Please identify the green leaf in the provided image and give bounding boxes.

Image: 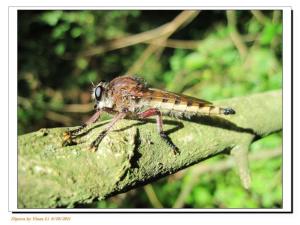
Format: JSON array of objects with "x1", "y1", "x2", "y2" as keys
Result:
[
  {"x1": 76, "y1": 58, "x2": 88, "y2": 70},
  {"x1": 193, "y1": 187, "x2": 212, "y2": 207},
  {"x1": 260, "y1": 22, "x2": 281, "y2": 45},
  {"x1": 170, "y1": 50, "x2": 185, "y2": 71},
  {"x1": 54, "y1": 43, "x2": 65, "y2": 56},
  {"x1": 184, "y1": 52, "x2": 206, "y2": 71},
  {"x1": 248, "y1": 20, "x2": 261, "y2": 34},
  {"x1": 251, "y1": 133, "x2": 282, "y2": 151},
  {"x1": 71, "y1": 27, "x2": 82, "y2": 38},
  {"x1": 52, "y1": 23, "x2": 70, "y2": 39},
  {"x1": 40, "y1": 11, "x2": 63, "y2": 26}
]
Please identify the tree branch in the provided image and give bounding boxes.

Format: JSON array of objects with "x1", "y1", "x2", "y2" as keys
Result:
[
  {"x1": 18, "y1": 90, "x2": 282, "y2": 208},
  {"x1": 72, "y1": 11, "x2": 200, "y2": 58}
]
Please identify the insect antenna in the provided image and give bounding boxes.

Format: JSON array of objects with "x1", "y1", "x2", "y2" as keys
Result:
[
  {"x1": 90, "y1": 80, "x2": 96, "y2": 99},
  {"x1": 89, "y1": 78, "x2": 95, "y2": 88}
]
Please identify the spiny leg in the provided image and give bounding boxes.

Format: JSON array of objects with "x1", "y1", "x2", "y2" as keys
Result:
[
  {"x1": 138, "y1": 108, "x2": 180, "y2": 155},
  {"x1": 63, "y1": 110, "x2": 101, "y2": 146},
  {"x1": 89, "y1": 112, "x2": 126, "y2": 152}
]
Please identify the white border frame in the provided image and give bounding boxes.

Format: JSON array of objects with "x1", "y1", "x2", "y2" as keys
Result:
[{"x1": 9, "y1": 6, "x2": 292, "y2": 213}]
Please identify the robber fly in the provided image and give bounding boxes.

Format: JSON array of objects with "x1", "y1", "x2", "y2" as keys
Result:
[{"x1": 63, "y1": 75, "x2": 235, "y2": 154}]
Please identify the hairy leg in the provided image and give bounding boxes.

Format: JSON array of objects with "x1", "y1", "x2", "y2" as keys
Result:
[
  {"x1": 63, "y1": 110, "x2": 101, "y2": 146},
  {"x1": 89, "y1": 112, "x2": 126, "y2": 151},
  {"x1": 138, "y1": 108, "x2": 180, "y2": 154}
]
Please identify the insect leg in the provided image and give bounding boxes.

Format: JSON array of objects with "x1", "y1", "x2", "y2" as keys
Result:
[
  {"x1": 63, "y1": 110, "x2": 101, "y2": 146},
  {"x1": 89, "y1": 112, "x2": 126, "y2": 152},
  {"x1": 138, "y1": 108, "x2": 180, "y2": 155}
]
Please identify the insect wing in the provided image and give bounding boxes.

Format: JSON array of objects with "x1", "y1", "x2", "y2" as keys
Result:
[{"x1": 146, "y1": 88, "x2": 213, "y2": 106}]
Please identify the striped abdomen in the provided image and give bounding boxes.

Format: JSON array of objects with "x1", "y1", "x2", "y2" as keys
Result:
[{"x1": 142, "y1": 88, "x2": 235, "y2": 118}]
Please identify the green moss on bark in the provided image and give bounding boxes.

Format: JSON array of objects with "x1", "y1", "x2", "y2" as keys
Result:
[{"x1": 18, "y1": 90, "x2": 282, "y2": 208}]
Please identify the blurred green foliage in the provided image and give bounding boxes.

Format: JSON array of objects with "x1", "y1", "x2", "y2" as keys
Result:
[{"x1": 18, "y1": 10, "x2": 282, "y2": 208}]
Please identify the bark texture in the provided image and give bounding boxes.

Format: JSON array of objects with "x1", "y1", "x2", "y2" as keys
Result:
[{"x1": 18, "y1": 90, "x2": 282, "y2": 208}]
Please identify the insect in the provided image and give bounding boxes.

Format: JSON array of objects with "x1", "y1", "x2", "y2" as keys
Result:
[{"x1": 63, "y1": 75, "x2": 235, "y2": 154}]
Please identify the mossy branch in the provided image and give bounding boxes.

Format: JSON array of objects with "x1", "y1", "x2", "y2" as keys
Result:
[{"x1": 18, "y1": 90, "x2": 282, "y2": 208}]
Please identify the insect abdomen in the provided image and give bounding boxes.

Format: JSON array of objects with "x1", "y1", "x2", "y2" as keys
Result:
[
  {"x1": 143, "y1": 89, "x2": 235, "y2": 118},
  {"x1": 149, "y1": 99, "x2": 234, "y2": 118}
]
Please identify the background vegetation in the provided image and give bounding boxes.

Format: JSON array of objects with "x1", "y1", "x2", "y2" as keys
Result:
[{"x1": 18, "y1": 10, "x2": 282, "y2": 208}]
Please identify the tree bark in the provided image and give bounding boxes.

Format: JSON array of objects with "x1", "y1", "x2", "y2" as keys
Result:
[{"x1": 18, "y1": 90, "x2": 282, "y2": 208}]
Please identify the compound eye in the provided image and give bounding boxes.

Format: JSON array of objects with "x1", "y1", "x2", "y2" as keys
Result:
[{"x1": 95, "y1": 86, "x2": 102, "y2": 101}]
